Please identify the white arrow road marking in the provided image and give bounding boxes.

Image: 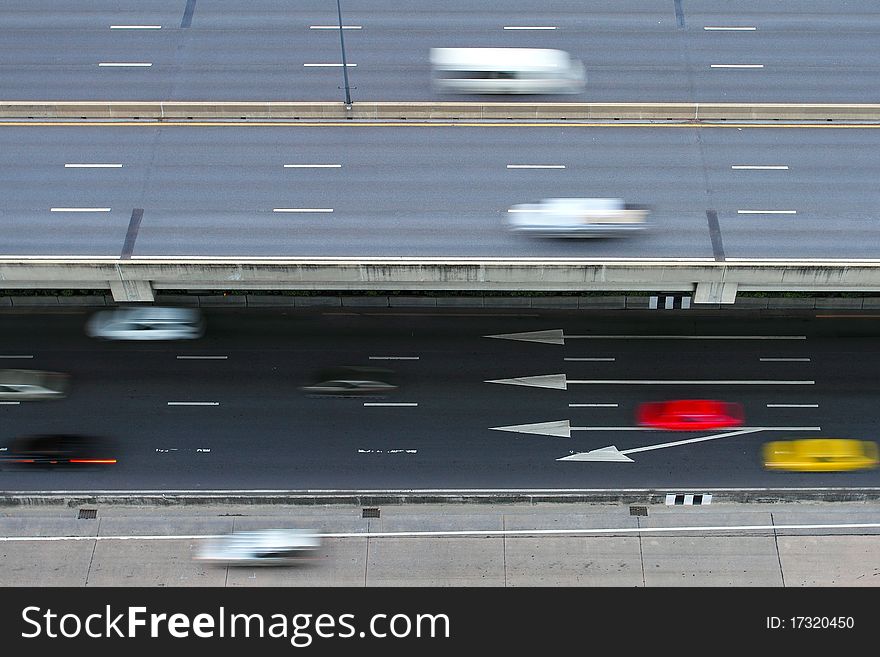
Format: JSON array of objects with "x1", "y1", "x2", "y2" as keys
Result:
[
  {"x1": 485, "y1": 329, "x2": 806, "y2": 344},
  {"x1": 486, "y1": 373, "x2": 814, "y2": 389},
  {"x1": 486, "y1": 374, "x2": 566, "y2": 389},
  {"x1": 557, "y1": 427, "x2": 821, "y2": 462},
  {"x1": 491, "y1": 420, "x2": 820, "y2": 439}
]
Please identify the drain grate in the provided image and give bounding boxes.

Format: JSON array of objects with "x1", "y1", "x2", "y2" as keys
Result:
[
  {"x1": 77, "y1": 508, "x2": 97, "y2": 520},
  {"x1": 362, "y1": 507, "x2": 380, "y2": 519},
  {"x1": 629, "y1": 505, "x2": 648, "y2": 517}
]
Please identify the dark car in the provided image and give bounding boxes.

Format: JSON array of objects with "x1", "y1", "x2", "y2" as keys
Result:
[
  {"x1": 0, "y1": 434, "x2": 117, "y2": 466},
  {"x1": 301, "y1": 379, "x2": 398, "y2": 396},
  {"x1": 303, "y1": 366, "x2": 398, "y2": 396}
]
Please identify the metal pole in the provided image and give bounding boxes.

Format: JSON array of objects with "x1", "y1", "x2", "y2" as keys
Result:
[{"x1": 336, "y1": 0, "x2": 352, "y2": 106}]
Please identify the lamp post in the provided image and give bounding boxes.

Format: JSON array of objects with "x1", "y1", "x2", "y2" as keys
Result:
[{"x1": 336, "y1": 0, "x2": 353, "y2": 107}]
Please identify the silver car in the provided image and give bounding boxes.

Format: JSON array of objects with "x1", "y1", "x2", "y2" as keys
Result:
[
  {"x1": 196, "y1": 529, "x2": 322, "y2": 566},
  {"x1": 506, "y1": 197, "x2": 651, "y2": 238},
  {"x1": 0, "y1": 369, "x2": 70, "y2": 400},
  {"x1": 86, "y1": 306, "x2": 205, "y2": 341}
]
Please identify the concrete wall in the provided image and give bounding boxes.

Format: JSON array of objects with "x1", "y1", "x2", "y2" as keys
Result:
[{"x1": 4, "y1": 258, "x2": 880, "y2": 302}]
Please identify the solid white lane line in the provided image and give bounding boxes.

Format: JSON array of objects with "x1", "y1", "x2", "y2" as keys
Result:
[
  {"x1": 760, "y1": 358, "x2": 811, "y2": 362},
  {"x1": 0, "y1": 355, "x2": 34, "y2": 359},
  {"x1": 64, "y1": 163, "x2": 123, "y2": 168},
  {"x1": 98, "y1": 62, "x2": 152, "y2": 67},
  {"x1": 503, "y1": 26, "x2": 557, "y2": 30},
  {"x1": 731, "y1": 165, "x2": 788, "y2": 170},
  {"x1": 369, "y1": 356, "x2": 420, "y2": 360},
  {"x1": 0, "y1": 402, "x2": 21, "y2": 405},
  {"x1": 565, "y1": 426, "x2": 817, "y2": 432},
  {"x1": 309, "y1": 25, "x2": 362, "y2": 29},
  {"x1": 5, "y1": 521, "x2": 879, "y2": 542},
  {"x1": 363, "y1": 403, "x2": 418, "y2": 407},
  {"x1": 167, "y1": 402, "x2": 219, "y2": 406},
  {"x1": 273, "y1": 208, "x2": 333, "y2": 213},
  {"x1": 738, "y1": 210, "x2": 797, "y2": 214},
  {"x1": 303, "y1": 63, "x2": 357, "y2": 67},
  {"x1": 567, "y1": 380, "x2": 814, "y2": 385},
  {"x1": 568, "y1": 403, "x2": 618, "y2": 408},
  {"x1": 176, "y1": 356, "x2": 228, "y2": 360},
  {"x1": 283, "y1": 164, "x2": 342, "y2": 168},
  {"x1": 704, "y1": 26, "x2": 756, "y2": 31},
  {"x1": 110, "y1": 25, "x2": 162, "y2": 29},
  {"x1": 767, "y1": 404, "x2": 819, "y2": 408},
  {"x1": 710, "y1": 64, "x2": 764, "y2": 68},
  {"x1": 507, "y1": 164, "x2": 565, "y2": 169},
  {"x1": 564, "y1": 357, "x2": 615, "y2": 362},
  {"x1": 50, "y1": 207, "x2": 111, "y2": 212}
]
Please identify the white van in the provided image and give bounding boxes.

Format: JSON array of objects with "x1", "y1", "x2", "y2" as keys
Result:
[{"x1": 429, "y1": 47, "x2": 585, "y2": 94}]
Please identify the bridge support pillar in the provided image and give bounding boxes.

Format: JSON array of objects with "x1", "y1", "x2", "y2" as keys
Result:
[
  {"x1": 109, "y1": 279, "x2": 155, "y2": 302},
  {"x1": 694, "y1": 282, "x2": 737, "y2": 304}
]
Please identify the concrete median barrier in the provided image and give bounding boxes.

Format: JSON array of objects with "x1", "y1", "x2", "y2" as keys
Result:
[
  {"x1": 3, "y1": 101, "x2": 880, "y2": 121},
  {"x1": 3, "y1": 257, "x2": 880, "y2": 303}
]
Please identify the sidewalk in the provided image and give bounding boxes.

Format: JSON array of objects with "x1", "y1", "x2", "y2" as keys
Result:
[{"x1": 2, "y1": 502, "x2": 879, "y2": 587}]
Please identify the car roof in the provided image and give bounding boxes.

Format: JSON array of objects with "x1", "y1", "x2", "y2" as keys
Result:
[
  {"x1": 218, "y1": 530, "x2": 321, "y2": 549},
  {"x1": 105, "y1": 306, "x2": 200, "y2": 320},
  {"x1": 430, "y1": 47, "x2": 572, "y2": 71}
]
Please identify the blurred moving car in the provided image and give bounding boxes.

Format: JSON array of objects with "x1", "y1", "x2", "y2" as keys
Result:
[
  {"x1": 303, "y1": 366, "x2": 397, "y2": 396},
  {"x1": 301, "y1": 379, "x2": 398, "y2": 396},
  {"x1": 506, "y1": 198, "x2": 650, "y2": 238},
  {"x1": 763, "y1": 439, "x2": 879, "y2": 472},
  {"x1": 86, "y1": 306, "x2": 205, "y2": 340},
  {"x1": 0, "y1": 434, "x2": 117, "y2": 466},
  {"x1": 196, "y1": 529, "x2": 322, "y2": 566},
  {"x1": 430, "y1": 47, "x2": 585, "y2": 94},
  {"x1": 0, "y1": 369, "x2": 70, "y2": 400},
  {"x1": 638, "y1": 399, "x2": 745, "y2": 431}
]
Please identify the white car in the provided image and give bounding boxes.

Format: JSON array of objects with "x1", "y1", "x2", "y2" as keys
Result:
[
  {"x1": 506, "y1": 197, "x2": 650, "y2": 238},
  {"x1": 86, "y1": 306, "x2": 205, "y2": 341},
  {"x1": 0, "y1": 369, "x2": 70, "y2": 400},
  {"x1": 195, "y1": 529, "x2": 322, "y2": 566}
]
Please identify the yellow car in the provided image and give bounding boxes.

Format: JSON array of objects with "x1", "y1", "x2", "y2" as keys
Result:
[{"x1": 763, "y1": 439, "x2": 879, "y2": 472}]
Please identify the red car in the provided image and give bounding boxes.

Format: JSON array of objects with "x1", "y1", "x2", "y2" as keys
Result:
[{"x1": 637, "y1": 399, "x2": 745, "y2": 431}]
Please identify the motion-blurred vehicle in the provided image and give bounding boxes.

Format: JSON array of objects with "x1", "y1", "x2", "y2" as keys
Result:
[
  {"x1": 506, "y1": 198, "x2": 650, "y2": 238},
  {"x1": 301, "y1": 379, "x2": 398, "y2": 396},
  {"x1": 196, "y1": 529, "x2": 322, "y2": 566},
  {"x1": 637, "y1": 399, "x2": 745, "y2": 431},
  {"x1": 303, "y1": 366, "x2": 397, "y2": 396},
  {"x1": 86, "y1": 306, "x2": 205, "y2": 340},
  {"x1": 763, "y1": 439, "x2": 879, "y2": 472},
  {"x1": 0, "y1": 369, "x2": 70, "y2": 400},
  {"x1": 430, "y1": 47, "x2": 585, "y2": 94},
  {"x1": 0, "y1": 434, "x2": 117, "y2": 466}
]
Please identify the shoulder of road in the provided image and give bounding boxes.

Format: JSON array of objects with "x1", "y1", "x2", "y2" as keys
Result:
[{"x1": 2, "y1": 500, "x2": 879, "y2": 586}]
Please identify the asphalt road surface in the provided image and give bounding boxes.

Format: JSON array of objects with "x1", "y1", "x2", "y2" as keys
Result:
[
  {"x1": 2, "y1": 124, "x2": 879, "y2": 258},
  {"x1": 2, "y1": 0, "x2": 879, "y2": 101},
  {"x1": 1, "y1": 307, "x2": 878, "y2": 491}
]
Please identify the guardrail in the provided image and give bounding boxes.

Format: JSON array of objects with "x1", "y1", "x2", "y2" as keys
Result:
[
  {"x1": 3, "y1": 101, "x2": 880, "y2": 121},
  {"x1": 3, "y1": 257, "x2": 880, "y2": 303}
]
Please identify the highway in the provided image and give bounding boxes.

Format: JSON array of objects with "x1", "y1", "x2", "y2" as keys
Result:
[
  {"x1": 1, "y1": 124, "x2": 879, "y2": 258},
  {"x1": 1, "y1": 308, "x2": 878, "y2": 491},
  {"x1": 2, "y1": 1, "x2": 879, "y2": 102}
]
